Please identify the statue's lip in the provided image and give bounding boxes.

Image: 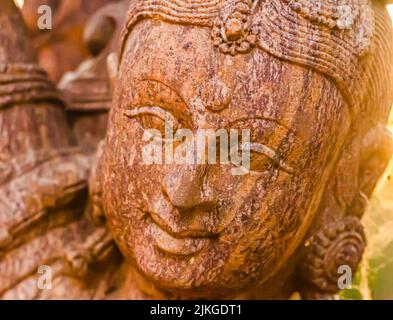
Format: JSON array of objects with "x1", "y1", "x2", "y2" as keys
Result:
[
  {"x1": 149, "y1": 221, "x2": 208, "y2": 256},
  {"x1": 147, "y1": 211, "x2": 219, "y2": 239}
]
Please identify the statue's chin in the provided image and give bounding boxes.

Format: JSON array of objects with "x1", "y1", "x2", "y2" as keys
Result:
[
  {"x1": 111, "y1": 207, "x2": 294, "y2": 296},
  {"x1": 127, "y1": 240, "x2": 272, "y2": 298}
]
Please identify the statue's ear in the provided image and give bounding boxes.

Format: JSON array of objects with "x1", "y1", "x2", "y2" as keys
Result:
[
  {"x1": 87, "y1": 140, "x2": 106, "y2": 225},
  {"x1": 346, "y1": 124, "x2": 393, "y2": 218},
  {"x1": 358, "y1": 124, "x2": 393, "y2": 197},
  {"x1": 298, "y1": 124, "x2": 392, "y2": 299},
  {"x1": 106, "y1": 52, "x2": 119, "y2": 95}
]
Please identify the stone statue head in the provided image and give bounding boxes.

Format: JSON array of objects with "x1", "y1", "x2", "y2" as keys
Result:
[{"x1": 92, "y1": 0, "x2": 393, "y2": 299}]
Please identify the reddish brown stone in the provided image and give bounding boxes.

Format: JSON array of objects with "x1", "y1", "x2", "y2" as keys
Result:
[{"x1": 0, "y1": 0, "x2": 393, "y2": 300}]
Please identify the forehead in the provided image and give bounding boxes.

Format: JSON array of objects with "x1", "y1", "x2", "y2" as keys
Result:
[
  {"x1": 120, "y1": 20, "x2": 237, "y2": 96},
  {"x1": 119, "y1": 20, "x2": 346, "y2": 132}
]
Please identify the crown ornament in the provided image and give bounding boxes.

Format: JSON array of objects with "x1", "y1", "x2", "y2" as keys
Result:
[{"x1": 211, "y1": 0, "x2": 260, "y2": 55}]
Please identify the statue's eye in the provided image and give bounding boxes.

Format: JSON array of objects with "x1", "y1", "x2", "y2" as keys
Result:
[
  {"x1": 243, "y1": 142, "x2": 294, "y2": 174},
  {"x1": 230, "y1": 118, "x2": 295, "y2": 174},
  {"x1": 227, "y1": 138, "x2": 274, "y2": 173},
  {"x1": 124, "y1": 106, "x2": 178, "y2": 138},
  {"x1": 139, "y1": 114, "x2": 166, "y2": 136},
  {"x1": 249, "y1": 152, "x2": 274, "y2": 172}
]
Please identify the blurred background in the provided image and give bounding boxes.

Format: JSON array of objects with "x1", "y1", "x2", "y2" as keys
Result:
[
  {"x1": 13, "y1": 0, "x2": 119, "y2": 82},
  {"x1": 12, "y1": 0, "x2": 393, "y2": 300}
]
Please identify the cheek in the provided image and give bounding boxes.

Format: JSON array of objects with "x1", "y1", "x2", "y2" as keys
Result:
[
  {"x1": 102, "y1": 129, "x2": 166, "y2": 223},
  {"x1": 101, "y1": 141, "x2": 142, "y2": 225},
  {"x1": 101, "y1": 165, "x2": 150, "y2": 260},
  {"x1": 218, "y1": 173, "x2": 314, "y2": 275},
  {"x1": 228, "y1": 171, "x2": 316, "y2": 247}
]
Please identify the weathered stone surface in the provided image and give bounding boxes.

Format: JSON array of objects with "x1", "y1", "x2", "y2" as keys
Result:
[{"x1": 0, "y1": 0, "x2": 393, "y2": 300}]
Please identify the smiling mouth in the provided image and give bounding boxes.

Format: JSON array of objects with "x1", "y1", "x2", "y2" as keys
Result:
[{"x1": 149, "y1": 220, "x2": 209, "y2": 256}]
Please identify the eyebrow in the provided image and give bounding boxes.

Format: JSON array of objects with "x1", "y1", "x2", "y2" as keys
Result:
[
  {"x1": 131, "y1": 78, "x2": 191, "y2": 123},
  {"x1": 242, "y1": 142, "x2": 295, "y2": 174},
  {"x1": 124, "y1": 106, "x2": 178, "y2": 129},
  {"x1": 233, "y1": 116, "x2": 298, "y2": 174}
]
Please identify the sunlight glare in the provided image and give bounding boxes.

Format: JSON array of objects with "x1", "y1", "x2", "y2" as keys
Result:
[{"x1": 14, "y1": 0, "x2": 24, "y2": 9}]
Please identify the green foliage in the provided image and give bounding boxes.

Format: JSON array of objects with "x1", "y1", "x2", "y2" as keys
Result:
[{"x1": 340, "y1": 271, "x2": 363, "y2": 300}]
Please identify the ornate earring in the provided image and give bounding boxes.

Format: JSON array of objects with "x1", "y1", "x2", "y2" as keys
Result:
[{"x1": 300, "y1": 216, "x2": 366, "y2": 299}]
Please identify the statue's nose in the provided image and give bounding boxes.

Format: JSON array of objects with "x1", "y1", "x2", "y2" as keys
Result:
[{"x1": 162, "y1": 165, "x2": 217, "y2": 212}]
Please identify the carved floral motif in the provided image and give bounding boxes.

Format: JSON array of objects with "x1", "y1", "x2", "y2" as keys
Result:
[{"x1": 302, "y1": 217, "x2": 366, "y2": 293}]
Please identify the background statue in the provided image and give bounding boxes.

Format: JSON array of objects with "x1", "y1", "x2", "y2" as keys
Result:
[
  {"x1": 20, "y1": 0, "x2": 121, "y2": 82},
  {"x1": 0, "y1": 0, "x2": 117, "y2": 299},
  {"x1": 0, "y1": 0, "x2": 392, "y2": 300},
  {"x1": 59, "y1": 0, "x2": 129, "y2": 151}
]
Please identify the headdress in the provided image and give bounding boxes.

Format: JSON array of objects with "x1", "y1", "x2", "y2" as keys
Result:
[{"x1": 120, "y1": 0, "x2": 393, "y2": 120}]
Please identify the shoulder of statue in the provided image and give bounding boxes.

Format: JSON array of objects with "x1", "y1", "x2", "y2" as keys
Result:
[{"x1": 0, "y1": 148, "x2": 117, "y2": 299}]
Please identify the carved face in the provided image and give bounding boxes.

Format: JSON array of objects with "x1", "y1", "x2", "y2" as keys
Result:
[{"x1": 102, "y1": 20, "x2": 351, "y2": 296}]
